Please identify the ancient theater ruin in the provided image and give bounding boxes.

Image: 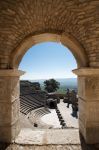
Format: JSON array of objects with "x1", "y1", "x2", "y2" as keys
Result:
[{"x1": 0, "y1": 0, "x2": 99, "y2": 149}]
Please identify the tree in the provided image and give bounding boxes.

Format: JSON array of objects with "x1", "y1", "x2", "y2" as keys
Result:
[{"x1": 44, "y1": 79, "x2": 60, "y2": 93}]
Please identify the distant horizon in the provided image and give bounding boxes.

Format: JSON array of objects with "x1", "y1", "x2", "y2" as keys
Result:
[{"x1": 20, "y1": 77, "x2": 77, "y2": 81}]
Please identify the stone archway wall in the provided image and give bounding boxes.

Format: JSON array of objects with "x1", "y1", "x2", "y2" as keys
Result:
[
  {"x1": 10, "y1": 33, "x2": 88, "y2": 68},
  {"x1": 0, "y1": 0, "x2": 98, "y2": 69},
  {"x1": 0, "y1": 0, "x2": 99, "y2": 144}
]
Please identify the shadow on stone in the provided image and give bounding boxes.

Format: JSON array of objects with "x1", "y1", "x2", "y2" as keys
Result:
[
  {"x1": 0, "y1": 143, "x2": 10, "y2": 150},
  {"x1": 79, "y1": 132, "x2": 99, "y2": 150},
  {"x1": 34, "y1": 123, "x2": 38, "y2": 127}
]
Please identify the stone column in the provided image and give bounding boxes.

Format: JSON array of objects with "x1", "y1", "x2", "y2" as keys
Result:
[
  {"x1": 0, "y1": 69, "x2": 24, "y2": 143},
  {"x1": 73, "y1": 68, "x2": 99, "y2": 144}
]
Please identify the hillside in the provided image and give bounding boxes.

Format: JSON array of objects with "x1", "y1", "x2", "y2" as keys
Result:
[{"x1": 30, "y1": 78, "x2": 77, "y2": 94}]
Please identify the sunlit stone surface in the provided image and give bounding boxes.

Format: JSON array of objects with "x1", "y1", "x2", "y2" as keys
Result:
[
  {"x1": 57, "y1": 100, "x2": 79, "y2": 128},
  {"x1": 41, "y1": 109, "x2": 61, "y2": 128},
  {"x1": 15, "y1": 128, "x2": 80, "y2": 145}
]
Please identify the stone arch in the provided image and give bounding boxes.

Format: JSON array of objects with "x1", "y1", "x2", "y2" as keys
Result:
[
  {"x1": 10, "y1": 33, "x2": 88, "y2": 69},
  {"x1": 0, "y1": 0, "x2": 98, "y2": 145}
]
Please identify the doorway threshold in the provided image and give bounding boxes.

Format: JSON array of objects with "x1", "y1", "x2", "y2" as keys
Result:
[{"x1": 15, "y1": 128, "x2": 80, "y2": 145}]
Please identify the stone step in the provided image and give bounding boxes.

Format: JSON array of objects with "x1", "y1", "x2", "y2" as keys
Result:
[
  {"x1": 15, "y1": 128, "x2": 80, "y2": 145},
  {"x1": 5, "y1": 144, "x2": 82, "y2": 150}
]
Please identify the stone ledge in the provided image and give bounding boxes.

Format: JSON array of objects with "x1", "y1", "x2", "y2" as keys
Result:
[
  {"x1": 73, "y1": 68, "x2": 99, "y2": 76},
  {"x1": 15, "y1": 128, "x2": 80, "y2": 145},
  {"x1": 0, "y1": 69, "x2": 25, "y2": 77}
]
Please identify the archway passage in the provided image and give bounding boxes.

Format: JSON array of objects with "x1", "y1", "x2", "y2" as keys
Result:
[
  {"x1": 1, "y1": 33, "x2": 98, "y2": 145},
  {"x1": 0, "y1": 0, "x2": 99, "y2": 146},
  {"x1": 19, "y1": 41, "x2": 78, "y2": 131}
]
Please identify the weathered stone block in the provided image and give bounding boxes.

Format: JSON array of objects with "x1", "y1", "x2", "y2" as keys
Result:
[
  {"x1": 0, "y1": 120, "x2": 20, "y2": 143},
  {"x1": 78, "y1": 76, "x2": 99, "y2": 101},
  {"x1": 0, "y1": 70, "x2": 23, "y2": 142},
  {"x1": 0, "y1": 77, "x2": 19, "y2": 102},
  {"x1": 74, "y1": 69, "x2": 99, "y2": 144}
]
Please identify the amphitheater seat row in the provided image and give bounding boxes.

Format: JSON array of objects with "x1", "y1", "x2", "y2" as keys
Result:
[
  {"x1": 28, "y1": 107, "x2": 51, "y2": 128},
  {"x1": 20, "y1": 94, "x2": 44, "y2": 115}
]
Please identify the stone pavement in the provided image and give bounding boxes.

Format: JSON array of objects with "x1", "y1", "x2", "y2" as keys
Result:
[
  {"x1": 2, "y1": 128, "x2": 97, "y2": 150},
  {"x1": 5, "y1": 144, "x2": 83, "y2": 150},
  {"x1": 0, "y1": 101, "x2": 99, "y2": 149},
  {"x1": 41, "y1": 109, "x2": 61, "y2": 128},
  {"x1": 57, "y1": 100, "x2": 79, "y2": 128},
  {"x1": 1, "y1": 141, "x2": 99, "y2": 150},
  {"x1": 15, "y1": 128, "x2": 80, "y2": 145},
  {"x1": 0, "y1": 128, "x2": 98, "y2": 150}
]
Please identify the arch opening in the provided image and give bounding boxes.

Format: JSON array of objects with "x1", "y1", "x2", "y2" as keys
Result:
[
  {"x1": 10, "y1": 33, "x2": 88, "y2": 69},
  {"x1": 19, "y1": 41, "x2": 78, "y2": 130},
  {"x1": 8, "y1": 32, "x2": 89, "y2": 143}
]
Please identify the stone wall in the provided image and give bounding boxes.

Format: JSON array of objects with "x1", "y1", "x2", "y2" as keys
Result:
[
  {"x1": 0, "y1": 0, "x2": 99, "y2": 144},
  {"x1": 0, "y1": 0, "x2": 98, "y2": 68},
  {"x1": 0, "y1": 70, "x2": 24, "y2": 142},
  {"x1": 73, "y1": 68, "x2": 99, "y2": 144}
]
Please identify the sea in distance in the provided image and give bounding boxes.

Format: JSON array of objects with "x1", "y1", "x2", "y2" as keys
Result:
[{"x1": 30, "y1": 78, "x2": 77, "y2": 94}]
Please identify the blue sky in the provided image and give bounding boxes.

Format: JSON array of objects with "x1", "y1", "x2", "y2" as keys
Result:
[{"x1": 19, "y1": 42, "x2": 77, "y2": 80}]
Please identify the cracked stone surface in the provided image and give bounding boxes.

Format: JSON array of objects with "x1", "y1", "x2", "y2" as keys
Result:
[{"x1": 15, "y1": 128, "x2": 80, "y2": 145}]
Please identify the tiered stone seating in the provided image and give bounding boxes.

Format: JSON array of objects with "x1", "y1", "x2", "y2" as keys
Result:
[
  {"x1": 20, "y1": 81, "x2": 47, "y2": 115},
  {"x1": 29, "y1": 107, "x2": 51, "y2": 128},
  {"x1": 30, "y1": 93, "x2": 46, "y2": 104},
  {"x1": 20, "y1": 95, "x2": 44, "y2": 115}
]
